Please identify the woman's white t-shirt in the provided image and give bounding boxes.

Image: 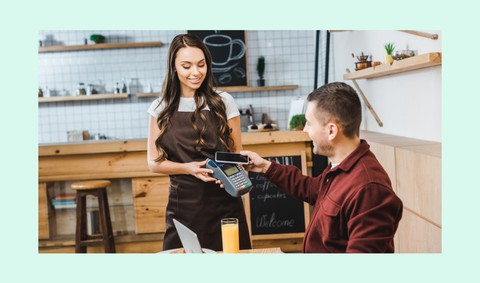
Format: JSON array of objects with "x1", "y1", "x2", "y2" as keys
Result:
[{"x1": 147, "y1": 91, "x2": 240, "y2": 120}]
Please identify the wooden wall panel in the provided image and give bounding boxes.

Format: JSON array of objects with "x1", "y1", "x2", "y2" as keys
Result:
[
  {"x1": 397, "y1": 209, "x2": 441, "y2": 253},
  {"x1": 132, "y1": 177, "x2": 170, "y2": 234},
  {"x1": 368, "y1": 142, "x2": 398, "y2": 192},
  {"x1": 362, "y1": 131, "x2": 441, "y2": 253},
  {"x1": 396, "y1": 144, "x2": 441, "y2": 225},
  {"x1": 362, "y1": 130, "x2": 436, "y2": 193}
]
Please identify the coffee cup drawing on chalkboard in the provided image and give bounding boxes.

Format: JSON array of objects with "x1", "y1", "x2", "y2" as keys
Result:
[
  {"x1": 204, "y1": 34, "x2": 246, "y2": 66},
  {"x1": 189, "y1": 30, "x2": 248, "y2": 87}
]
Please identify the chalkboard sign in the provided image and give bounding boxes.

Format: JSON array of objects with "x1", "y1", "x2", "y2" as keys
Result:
[
  {"x1": 248, "y1": 156, "x2": 307, "y2": 236},
  {"x1": 188, "y1": 30, "x2": 248, "y2": 87}
]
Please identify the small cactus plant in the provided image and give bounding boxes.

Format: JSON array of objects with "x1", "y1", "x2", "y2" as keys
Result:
[
  {"x1": 256, "y1": 56, "x2": 266, "y2": 86},
  {"x1": 384, "y1": 43, "x2": 395, "y2": 55},
  {"x1": 257, "y1": 56, "x2": 265, "y2": 80}
]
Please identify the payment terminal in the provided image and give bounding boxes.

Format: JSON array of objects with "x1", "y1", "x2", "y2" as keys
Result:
[{"x1": 206, "y1": 159, "x2": 252, "y2": 197}]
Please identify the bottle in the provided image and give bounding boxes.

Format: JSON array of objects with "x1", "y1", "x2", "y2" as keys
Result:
[
  {"x1": 86, "y1": 84, "x2": 92, "y2": 96},
  {"x1": 114, "y1": 82, "x2": 120, "y2": 94},
  {"x1": 38, "y1": 87, "x2": 43, "y2": 97},
  {"x1": 129, "y1": 78, "x2": 140, "y2": 94},
  {"x1": 121, "y1": 78, "x2": 128, "y2": 93},
  {"x1": 44, "y1": 86, "x2": 51, "y2": 98}
]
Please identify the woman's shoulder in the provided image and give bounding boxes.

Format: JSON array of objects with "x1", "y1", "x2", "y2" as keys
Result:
[
  {"x1": 151, "y1": 97, "x2": 166, "y2": 109},
  {"x1": 214, "y1": 89, "x2": 239, "y2": 118},
  {"x1": 147, "y1": 97, "x2": 165, "y2": 117},
  {"x1": 215, "y1": 90, "x2": 235, "y2": 102}
]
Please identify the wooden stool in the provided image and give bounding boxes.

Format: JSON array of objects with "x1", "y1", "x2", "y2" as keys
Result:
[{"x1": 71, "y1": 180, "x2": 116, "y2": 253}]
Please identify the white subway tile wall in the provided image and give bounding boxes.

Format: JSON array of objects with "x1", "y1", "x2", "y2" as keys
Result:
[{"x1": 38, "y1": 30, "x2": 327, "y2": 143}]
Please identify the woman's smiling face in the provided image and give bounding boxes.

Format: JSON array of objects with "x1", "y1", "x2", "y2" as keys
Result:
[{"x1": 174, "y1": 46, "x2": 207, "y2": 97}]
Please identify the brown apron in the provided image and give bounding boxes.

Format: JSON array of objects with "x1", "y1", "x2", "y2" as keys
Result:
[{"x1": 160, "y1": 109, "x2": 251, "y2": 251}]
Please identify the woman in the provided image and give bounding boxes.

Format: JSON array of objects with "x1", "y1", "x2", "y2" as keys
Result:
[{"x1": 147, "y1": 33, "x2": 251, "y2": 251}]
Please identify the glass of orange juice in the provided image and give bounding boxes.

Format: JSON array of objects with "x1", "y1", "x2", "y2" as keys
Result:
[{"x1": 221, "y1": 218, "x2": 239, "y2": 253}]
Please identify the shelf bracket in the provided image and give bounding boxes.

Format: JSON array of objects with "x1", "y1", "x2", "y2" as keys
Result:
[
  {"x1": 398, "y1": 30, "x2": 438, "y2": 40},
  {"x1": 346, "y1": 69, "x2": 383, "y2": 127}
]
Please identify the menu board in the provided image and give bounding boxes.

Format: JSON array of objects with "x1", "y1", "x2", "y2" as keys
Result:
[
  {"x1": 248, "y1": 156, "x2": 307, "y2": 236},
  {"x1": 188, "y1": 30, "x2": 248, "y2": 87}
]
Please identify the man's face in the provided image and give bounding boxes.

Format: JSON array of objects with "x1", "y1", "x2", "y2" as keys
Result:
[{"x1": 303, "y1": 101, "x2": 334, "y2": 157}]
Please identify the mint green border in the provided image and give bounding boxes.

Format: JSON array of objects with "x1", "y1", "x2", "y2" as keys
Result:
[{"x1": 2, "y1": 0, "x2": 478, "y2": 282}]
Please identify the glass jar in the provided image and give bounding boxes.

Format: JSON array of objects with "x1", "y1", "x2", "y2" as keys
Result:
[{"x1": 77, "y1": 83, "x2": 86, "y2": 95}]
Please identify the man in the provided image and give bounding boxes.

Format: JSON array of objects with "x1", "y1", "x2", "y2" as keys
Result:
[{"x1": 241, "y1": 82, "x2": 403, "y2": 253}]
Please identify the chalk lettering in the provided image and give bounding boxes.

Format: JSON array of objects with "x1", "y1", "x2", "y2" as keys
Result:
[
  {"x1": 257, "y1": 192, "x2": 287, "y2": 202},
  {"x1": 255, "y1": 212, "x2": 295, "y2": 228}
]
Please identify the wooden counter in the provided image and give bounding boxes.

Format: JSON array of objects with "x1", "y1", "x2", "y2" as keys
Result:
[
  {"x1": 38, "y1": 131, "x2": 313, "y2": 252},
  {"x1": 39, "y1": 131, "x2": 312, "y2": 182}
]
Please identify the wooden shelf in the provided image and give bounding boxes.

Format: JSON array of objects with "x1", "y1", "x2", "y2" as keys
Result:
[
  {"x1": 343, "y1": 52, "x2": 442, "y2": 80},
  {"x1": 136, "y1": 92, "x2": 161, "y2": 98},
  {"x1": 135, "y1": 85, "x2": 299, "y2": 98},
  {"x1": 38, "y1": 41, "x2": 163, "y2": 53},
  {"x1": 219, "y1": 85, "x2": 298, "y2": 93},
  {"x1": 38, "y1": 93, "x2": 129, "y2": 103}
]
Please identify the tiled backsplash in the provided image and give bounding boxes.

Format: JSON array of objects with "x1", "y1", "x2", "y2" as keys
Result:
[{"x1": 38, "y1": 30, "x2": 326, "y2": 143}]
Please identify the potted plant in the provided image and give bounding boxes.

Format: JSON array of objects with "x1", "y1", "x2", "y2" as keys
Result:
[
  {"x1": 384, "y1": 42, "x2": 395, "y2": 65},
  {"x1": 90, "y1": 34, "x2": 106, "y2": 44},
  {"x1": 289, "y1": 114, "x2": 306, "y2": 130},
  {"x1": 256, "y1": 56, "x2": 265, "y2": 86}
]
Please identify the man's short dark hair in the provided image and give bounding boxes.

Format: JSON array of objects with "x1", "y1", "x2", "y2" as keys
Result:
[{"x1": 307, "y1": 82, "x2": 362, "y2": 138}]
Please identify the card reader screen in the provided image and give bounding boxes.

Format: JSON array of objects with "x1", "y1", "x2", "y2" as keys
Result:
[{"x1": 222, "y1": 164, "x2": 239, "y2": 177}]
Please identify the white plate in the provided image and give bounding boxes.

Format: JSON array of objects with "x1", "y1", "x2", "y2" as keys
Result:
[{"x1": 159, "y1": 248, "x2": 216, "y2": 254}]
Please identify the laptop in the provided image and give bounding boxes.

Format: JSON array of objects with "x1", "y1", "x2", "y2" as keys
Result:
[{"x1": 173, "y1": 218, "x2": 204, "y2": 253}]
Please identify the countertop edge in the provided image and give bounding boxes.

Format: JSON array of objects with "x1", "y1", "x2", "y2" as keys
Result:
[{"x1": 39, "y1": 131, "x2": 311, "y2": 157}]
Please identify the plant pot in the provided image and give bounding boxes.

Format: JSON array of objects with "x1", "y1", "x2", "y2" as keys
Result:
[
  {"x1": 384, "y1": 54, "x2": 394, "y2": 65},
  {"x1": 257, "y1": 79, "x2": 265, "y2": 87}
]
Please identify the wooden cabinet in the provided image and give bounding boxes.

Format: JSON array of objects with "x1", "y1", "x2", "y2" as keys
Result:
[
  {"x1": 38, "y1": 182, "x2": 50, "y2": 240},
  {"x1": 362, "y1": 130, "x2": 441, "y2": 253}
]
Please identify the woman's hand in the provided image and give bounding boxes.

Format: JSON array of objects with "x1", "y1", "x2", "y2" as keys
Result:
[{"x1": 185, "y1": 159, "x2": 218, "y2": 183}]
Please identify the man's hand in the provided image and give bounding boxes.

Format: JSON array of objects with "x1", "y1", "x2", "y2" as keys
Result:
[{"x1": 240, "y1": 150, "x2": 272, "y2": 174}]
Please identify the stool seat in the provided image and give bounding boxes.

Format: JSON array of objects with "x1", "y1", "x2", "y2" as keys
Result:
[
  {"x1": 72, "y1": 179, "x2": 115, "y2": 253},
  {"x1": 71, "y1": 180, "x2": 111, "y2": 190}
]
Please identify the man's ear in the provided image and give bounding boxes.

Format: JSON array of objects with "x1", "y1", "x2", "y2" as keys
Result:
[{"x1": 328, "y1": 123, "x2": 338, "y2": 141}]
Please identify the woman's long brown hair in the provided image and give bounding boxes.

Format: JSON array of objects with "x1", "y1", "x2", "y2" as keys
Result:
[{"x1": 154, "y1": 34, "x2": 232, "y2": 162}]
